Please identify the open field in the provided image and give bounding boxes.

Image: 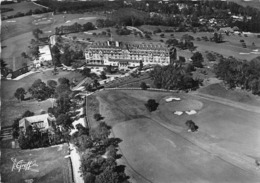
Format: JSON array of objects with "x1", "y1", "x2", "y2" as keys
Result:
[
  {"x1": 0, "y1": 144, "x2": 72, "y2": 183},
  {"x1": 1, "y1": 1, "x2": 46, "y2": 17},
  {"x1": 140, "y1": 25, "x2": 260, "y2": 61},
  {"x1": 1, "y1": 70, "x2": 84, "y2": 127},
  {"x1": 2, "y1": 13, "x2": 102, "y2": 68},
  {"x1": 198, "y1": 83, "x2": 260, "y2": 106},
  {"x1": 94, "y1": 90, "x2": 260, "y2": 183},
  {"x1": 2, "y1": 13, "x2": 104, "y2": 41},
  {"x1": 228, "y1": 0, "x2": 260, "y2": 10}
]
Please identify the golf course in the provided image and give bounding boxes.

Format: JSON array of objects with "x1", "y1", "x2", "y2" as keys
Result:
[{"x1": 92, "y1": 89, "x2": 260, "y2": 183}]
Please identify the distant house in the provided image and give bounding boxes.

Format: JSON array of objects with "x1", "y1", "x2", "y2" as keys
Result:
[
  {"x1": 219, "y1": 27, "x2": 234, "y2": 34},
  {"x1": 19, "y1": 114, "x2": 56, "y2": 132}
]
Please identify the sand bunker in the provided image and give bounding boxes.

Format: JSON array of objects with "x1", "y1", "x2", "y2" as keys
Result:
[
  {"x1": 162, "y1": 99, "x2": 203, "y2": 112},
  {"x1": 79, "y1": 17, "x2": 96, "y2": 20},
  {"x1": 165, "y1": 96, "x2": 181, "y2": 102}
]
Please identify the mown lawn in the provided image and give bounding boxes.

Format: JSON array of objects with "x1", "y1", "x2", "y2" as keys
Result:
[{"x1": 0, "y1": 144, "x2": 72, "y2": 183}]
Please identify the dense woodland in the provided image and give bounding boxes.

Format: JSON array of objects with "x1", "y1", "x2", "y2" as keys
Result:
[
  {"x1": 214, "y1": 56, "x2": 260, "y2": 95},
  {"x1": 150, "y1": 62, "x2": 201, "y2": 91}
]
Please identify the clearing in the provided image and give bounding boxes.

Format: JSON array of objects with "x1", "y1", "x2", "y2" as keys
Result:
[{"x1": 0, "y1": 144, "x2": 72, "y2": 183}]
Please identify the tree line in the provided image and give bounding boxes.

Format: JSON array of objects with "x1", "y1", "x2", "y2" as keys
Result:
[
  {"x1": 55, "y1": 22, "x2": 96, "y2": 35},
  {"x1": 71, "y1": 121, "x2": 130, "y2": 183},
  {"x1": 214, "y1": 56, "x2": 260, "y2": 95}
]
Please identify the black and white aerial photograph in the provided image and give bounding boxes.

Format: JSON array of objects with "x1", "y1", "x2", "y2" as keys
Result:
[{"x1": 1, "y1": 0, "x2": 260, "y2": 182}]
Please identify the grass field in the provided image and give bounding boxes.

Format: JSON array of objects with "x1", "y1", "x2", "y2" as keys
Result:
[
  {"x1": 2, "y1": 13, "x2": 102, "y2": 68},
  {"x1": 198, "y1": 83, "x2": 260, "y2": 106},
  {"x1": 0, "y1": 144, "x2": 72, "y2": 183},
  {"x1": 1, "y1": 1, "x2": 46, "y2": 17},
  {"x1": 140, "y1": 25, "x2": 260, "y2": 61},
  {"x1": 94, "y1": 90, "x2": 260, "y2": 183},
  {"x1": 1, "y1": 70, "x2": 85, "y2": 127}
]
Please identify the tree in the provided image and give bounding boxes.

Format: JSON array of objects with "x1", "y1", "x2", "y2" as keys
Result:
[
  {"x1": 145, "y1": 99, "x2": 159, "y2": 112},
  {"x1": 94, "y1": 113, "x2": 102, "y2": 121},
  {"x1": 32, "y1": 28, "x2": 43, "y2": 40},
  {"x1": 58, "y1": 77, "x2": 70, "y2": 86},
  {"x1": 106, "y1": 65, "x2": 112, "y2": 74},
  {"x1": 31, "y1": 45, "x2": 40, "y2": 59},
  {"x1": 18, "y1": 131, "x2": 30, "y2": 149},
  {"x1": 60, "y1": 46, "x2": 73, "y2": 66},
  {"x1": 140, "y1": 82, "x2": 148, "y2": 90},
  {"x1": 139, "y1": 60, "x2": 143, "y2": 71},
  {"x1": 81, "y1": 68, "x2": 91, "y2": 77},
  {"x1": 56, "y1": 114, "x2": 72, "y2": 129},
  {"x1": 191, "y1": 52, "x2": 204, "y2": 68},
  {"x1": 22, "y1": 110, "x2": 35, "y2": 118},
  {"x1": 21, "y1": 52, "x2": 28, "y2": 59},
  {"x1": 213, "y1": 32, "x2": 224, "y2": 43},
  {"x1": 14, "y1": 88, "x2": 26, "y2": 101},
  {"x1": 47, "y1": 80, "x2": 58, "y2": 89},
  {"x1": 93, "y1": 79, "x2": 100, "y2": 89},
  {"x1": 51, "y1": 45, "x2": 61, "y2": 66},
  {"x1": 1, "y1": 59, "x2": 9, "y2": 77},
  {"x1": 100, "y1": 71, "x2": 107, "y2": 80},
  {"x1": 55, "y1": 84, "x2": 71, "y2": 98},
  {"x1": 185, "y1": 120, "x2": 198, "y2": 132}
]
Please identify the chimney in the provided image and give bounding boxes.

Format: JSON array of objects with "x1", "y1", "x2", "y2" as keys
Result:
[{"x1": 116, "y1": 41, "x2": 119, "y2": 47}]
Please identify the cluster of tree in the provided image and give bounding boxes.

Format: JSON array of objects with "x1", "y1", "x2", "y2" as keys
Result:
[
  {"x1": 1, "y1": 7, "x2": 14, "y2": 13},
  {"x1": 60, "y1": 46, "x2": 84, "y2": 66},
  {"x1": 28, "y1": 79, "x2": 54, "y2": 101},
  {"x1": 18, "y1": 125, "x2": 51, "y2": 149},
  {"x1": 71, "y1": 121, "x2": 130, "y2": 183},
  {"x1": 14, "y1": 77, "x2": 72, "y2": 102},
  {"x1": 111, "y1": 8, "x2": 148, "y2": 26},
  {"x1": 115, "y1": 27, "x2": 131, "y2": 36},
  {"x1": 166, "y1": 37, "x2": 195, "y2": 52},
  {"x1": 191, "y1": 52, "x2": 204, "y2": 68},
  {"x1": 212, "y1": 33, "x2": 224, "y2": 43},
  {"x1": 2, "y1": 8, "x2": 51, "y2": 20},
  {"x1": 150, "y1": 62, "x2": 201, "y2": 91},
  {"x1": 214, "y1": 56, "x2": 260, "y2": 95},
  {"x1": 55, "y1": 22, "x2": 96, "y2": 35}
]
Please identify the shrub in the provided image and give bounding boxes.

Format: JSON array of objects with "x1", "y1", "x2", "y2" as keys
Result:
[
  {"x1": 140, "y1": 82, "x2": 148, "y2": 90},
  {"x1": 185, "y1": 120, "x2": 198, "y2": 132},
  {"x1": 145, "y1": 99, "x2": 159, "y2": 112},
  {"x1": 94, "y1": 113, "x2": 102, "y2": 121}
]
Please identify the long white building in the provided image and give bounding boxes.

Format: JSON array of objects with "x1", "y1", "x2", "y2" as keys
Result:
[{"x1": 85, "y1": 41, "x2": 170, "y2": 69}]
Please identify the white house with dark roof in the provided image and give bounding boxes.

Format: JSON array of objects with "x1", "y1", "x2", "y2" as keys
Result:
[{"x1": 19, "y1": 114, "x2": 56, "y2": 132}]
